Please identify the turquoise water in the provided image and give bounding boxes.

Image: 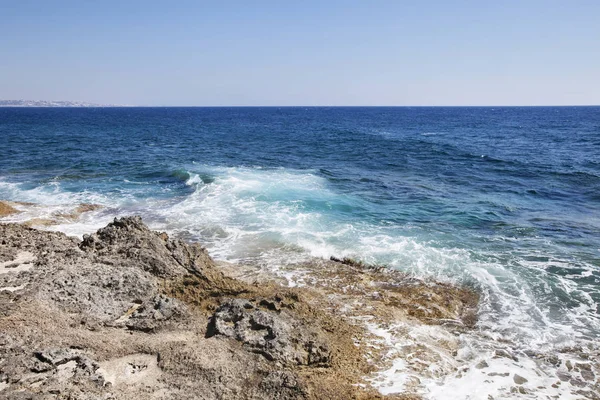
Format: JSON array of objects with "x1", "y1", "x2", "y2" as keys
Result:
[{"x1": 1, "y1": 107, "x2": 599, "y2": 393}]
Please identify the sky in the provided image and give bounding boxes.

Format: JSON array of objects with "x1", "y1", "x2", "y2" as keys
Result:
[{"x1": 1, "y1": 1, "x2": 599, "y2": 106}]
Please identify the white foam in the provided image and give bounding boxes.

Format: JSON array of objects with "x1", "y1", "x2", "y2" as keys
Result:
[
  {"x1": 424, "y1": 351, "x2": 585, "y2": 400},
  {"x1": 185, "y1": 173, "x2": 203, "y2": 186},
  {"x1": 364, "y1": 319, "x2": 597, "y2": 399},
  {"x1": 0, "y1": 178, "x2": 166, "y2": 237}
]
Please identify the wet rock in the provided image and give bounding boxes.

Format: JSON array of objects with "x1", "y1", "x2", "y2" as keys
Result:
[
  {"x1": 208, "y1": 299, "x2": 331, "y2": 366},
  {"x1": 513, "y1": 374, "x2": 528, "y2": 385},
  {"x1": 576, "y1": 362, "x2": 592, "y2": 371},
  {"x1": 488, "y1": 372, "x2": 510, "y2": 377},
  {"x1": 566, "y1": 360, "x2": 573, "y2": 371},
  {"x1": 510, "y1": 385, "x2": 528, "y2": 394},
  {"x1": 74, "y1": 203, "x2": 103, "y2": 214},
  {"x1": 557, "y1": 371, "x2": 571, "y2": 382},
  {"x1": 575, "y1": 389, "x2": 600, "y2": 400},
  {"x1": 0, "y1": 201, "x2": 19, "y2": 217},
  {"x1": 544, "y1": 354, "x2": 561, "y2": 367},
  {"x1": 494, "y1": 349, "x2": 518, "y2": 361},
  {"x1": 54, "y1": 203, "x2": 104, "y2": 221},
  {"x1": 475, "y1": 360, "x2": 489, "y2": 369},
  {"x1": 570, "y1": 378, "x2": 587, "y2": 387},
  {"x1": 23, "y1": 218, "x2": 59, "y2": 227},
  {"x1": 580, "y1": 369, "x2": 595, "y2": 382}
]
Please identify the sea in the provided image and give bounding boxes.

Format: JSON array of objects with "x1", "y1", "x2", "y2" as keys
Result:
[{"x1": 1, "y1": 106, "x2": 599, "y2": 398}]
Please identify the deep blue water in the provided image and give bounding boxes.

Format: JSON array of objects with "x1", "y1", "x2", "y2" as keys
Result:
[{"x1": 1, "y1": 106, "x2": 599, "y2": 352}]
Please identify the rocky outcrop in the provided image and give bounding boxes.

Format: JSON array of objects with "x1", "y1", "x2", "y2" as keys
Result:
[
  {"x1": 208, "y1": 299, "x2": 330, "y2": 366},
  {"x1": 1, "y1": 217, "x2": 415, "y2": 399},
  {"x1": 80, "y1": 215, "x2": 215, "y2": 278}
]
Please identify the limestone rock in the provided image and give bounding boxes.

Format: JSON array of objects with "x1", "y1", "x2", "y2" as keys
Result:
[
  {"x1": 0, "y1": 216, "x2": 452, "y2": 399},
  {"x1": 80, "y1": 216, "x2": 215, "y2": 278},
  {"x1": 208, "y1": 299, "x2": 331, "y2": 366},
  {"x1": 124, "y1": 294, "x2": 188, "y2": 332}
]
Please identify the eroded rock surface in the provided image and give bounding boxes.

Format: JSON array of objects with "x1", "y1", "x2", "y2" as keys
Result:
[
  {"x1": 1, "y1": 217, "x2": 411, "y2": 399},
  {"x1": 208, "y1": 298, "x2": 330, "y2": 366}
]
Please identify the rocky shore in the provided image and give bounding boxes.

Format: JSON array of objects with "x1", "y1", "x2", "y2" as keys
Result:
[{"x1": 0, "y1": 216, "x2": 479, "y2": 399}]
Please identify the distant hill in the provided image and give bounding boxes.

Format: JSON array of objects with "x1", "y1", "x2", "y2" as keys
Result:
[{"x1": 0, "y1": 100, "x2": 124, "y2": 107}]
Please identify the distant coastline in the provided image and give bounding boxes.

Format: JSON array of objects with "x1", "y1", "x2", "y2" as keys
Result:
[{"x1": 0, "y1": 100, "x2": 127, "y2": 107}]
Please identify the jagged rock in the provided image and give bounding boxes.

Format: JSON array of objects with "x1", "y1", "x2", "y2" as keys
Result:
[
  {"x1": 1, "y1": 341, "x2": 105, "y2": 396},
  {"x1": 80, "y1": 216, "x2": 215, "y2": 278},
  {"x1": 34, "y1": 348, "x2": 103, "y2": 382},
  {"x1": 124, "y1": 294, "x2": 187, "y2": 332},
  {"x1": 208, "y1": 299, "x2": 331, "y2": 366},
  {"x1": 35, "y1": 349, "x2": 83, "y2": 366},
  {"x1": 0, "y1": 217, "x2": 216, "y2": 323},
  {"x1": 259, "y1": 370, "x2": 307, "y2": 399}
]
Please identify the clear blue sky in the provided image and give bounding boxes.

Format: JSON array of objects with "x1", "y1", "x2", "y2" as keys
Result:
[{"x1": 1, "y1": 1, "x2": 599, "y2": 106}]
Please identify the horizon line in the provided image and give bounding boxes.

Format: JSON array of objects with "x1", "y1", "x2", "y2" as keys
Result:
[{"x1": 1, "y1": 104, "x2": 599, "y2": 108}]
